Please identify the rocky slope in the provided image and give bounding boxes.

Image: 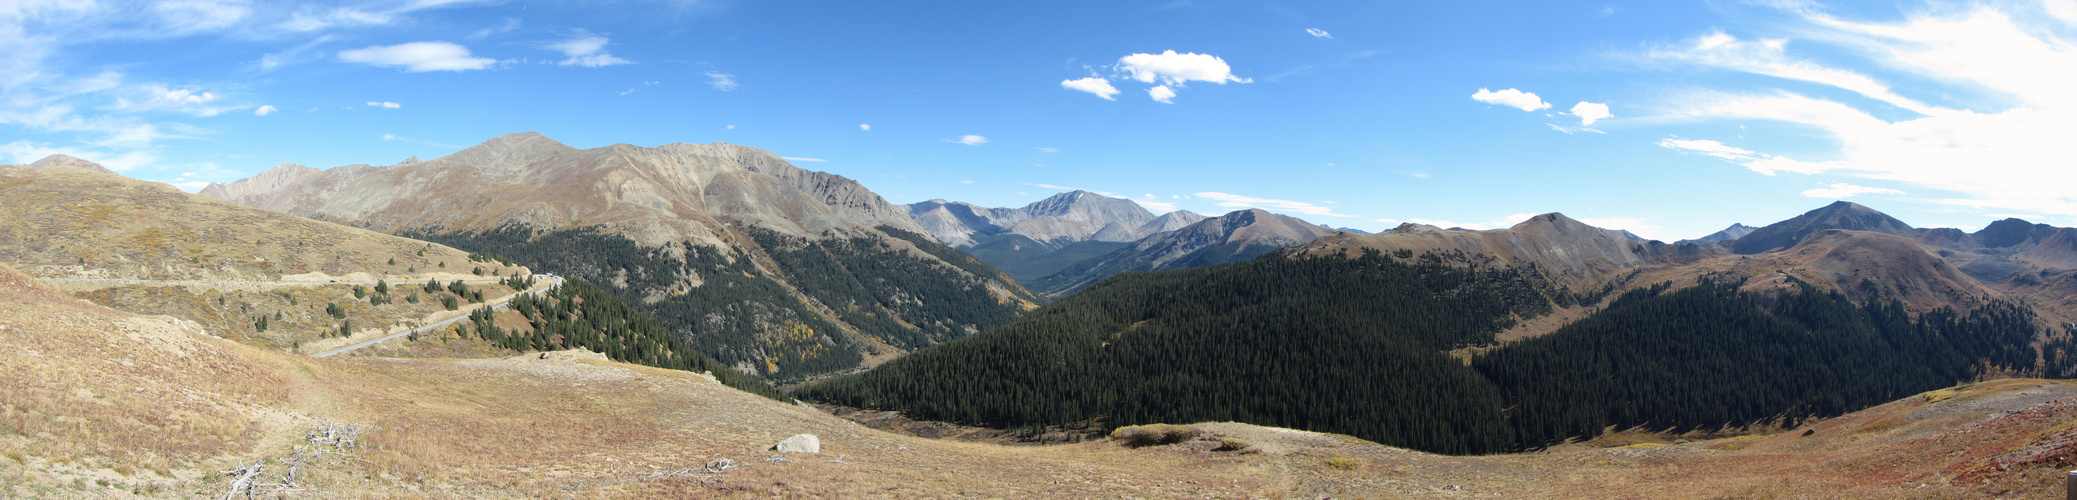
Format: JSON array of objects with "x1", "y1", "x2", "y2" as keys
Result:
[
  {"x1": 202, "y1": 133, "x2": 1036, "y2": 381},
  {"x1": 1031, "y1": 209, "x2": 1338, "y2": 295},
  {"x1": 1677, "y1": 222, "x2": 1757, "y2": 245}
]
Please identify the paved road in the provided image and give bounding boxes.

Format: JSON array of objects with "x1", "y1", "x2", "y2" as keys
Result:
[{"x1": 311, "y1": 276, "x2": 562, "y2": 358}]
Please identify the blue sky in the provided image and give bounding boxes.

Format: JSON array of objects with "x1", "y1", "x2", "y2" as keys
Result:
[{"x1": 4, "y1": 0, "x2": 2073, "y2": 239}]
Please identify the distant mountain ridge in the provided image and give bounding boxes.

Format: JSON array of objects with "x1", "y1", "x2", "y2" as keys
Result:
[
  {"x1": 1679, "y1": 223, "x2": 1758, "y2": 245},
  {"x1": 906, "y1": 191, "x2": 1187, "y2": 248},
  {"x1": 1031, "y1": 208, "x2": 1339, "y2": 295},
  {"x1": 907, "y1": 191, "x2": 1214, "y2": 283}
]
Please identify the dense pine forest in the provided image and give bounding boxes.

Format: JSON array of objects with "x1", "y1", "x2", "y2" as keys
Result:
[
  {"x1": 453, "y1": 276, "x2": 787, "y2": 400},
  {"x1": 797, "y1": 249, "x2": 1559, "y2": 454},
  {"x1": 1477, "y1": 279, "x2": 2039, "y2": 450},
  {"x1": 798, "y1": 249, "x2": 2055, "y2": 454}
]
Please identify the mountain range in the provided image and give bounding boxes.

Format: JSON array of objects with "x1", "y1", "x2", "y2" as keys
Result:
[
  {"x1": 197, "y1": 132, "x2": 1036, "y2": 381},
  {"x1": 907, "y1": 191, "x2": 1350, "y2": 295}
]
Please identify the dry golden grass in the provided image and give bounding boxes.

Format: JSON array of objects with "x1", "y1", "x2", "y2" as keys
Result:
[{"x1": 0, "y1": 164, "x2": 518, "y2": 283}]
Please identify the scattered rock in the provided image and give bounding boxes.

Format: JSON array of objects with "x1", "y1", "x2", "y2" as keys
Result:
[{"x1": 771, "y1": 434, "x2": 820, "y2": 454}]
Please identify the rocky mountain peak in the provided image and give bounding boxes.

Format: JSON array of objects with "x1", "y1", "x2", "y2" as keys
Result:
[{"x1": 1732, "y1": 202, "x2": 1916, "y2": 254}]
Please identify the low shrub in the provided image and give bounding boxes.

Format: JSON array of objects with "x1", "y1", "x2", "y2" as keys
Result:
[{"x1": 1109, "y1": 424, "x2": 1202, "y2": 448}]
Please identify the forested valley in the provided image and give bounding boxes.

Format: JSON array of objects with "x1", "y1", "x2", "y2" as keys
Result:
[{"x1": 798, "y1": 249, "x2": 2062, "y2": 454}]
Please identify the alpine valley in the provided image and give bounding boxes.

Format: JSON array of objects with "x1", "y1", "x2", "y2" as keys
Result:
[{"x1": 7, "y1": 134, "x2": 2077, "y2": 498}]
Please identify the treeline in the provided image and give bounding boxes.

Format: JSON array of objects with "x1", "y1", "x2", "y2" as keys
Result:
[
  {"x1": 408, "y1": 224, "x2": 1031, "y2": 381},
  {"x1": 455, "y1": 276, "x2": 785, "y2": 401},
  {"x1": 798, "y1": 249, "x2": 2052, "y2": 455},
  {"x1": 796, "y1": 249, "x2": 1558, "y2": 454},
  {"x1": 405, "y1": 226, "x2": 863, "y2": 379}
]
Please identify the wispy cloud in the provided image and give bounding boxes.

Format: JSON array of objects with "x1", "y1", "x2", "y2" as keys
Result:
[
  {"x1": 253, "y1": 105, "x2": 277, "y2": 116},
  {"x1": 1636, "y1": 6, "x2": 2077, "y2": 217},
  {"x1": 704, "y1": 71, "x2": 737, "y2": 91},
  {"x1": 1305, "y1": 28, "x2": 1332, "y2": 39},
  {"x1": 339, "y1": 41, "x2": 495, "y2": 72},
  {"x1": 950, "y1": 134, "x2": 987, "y2": 146},
  {"x1": 781, "y1": 156, "x2": 826, "y2": 163},
  {"x1": 546, "y1": 32, "x2": 632, "y2": 67},
  {"x1": 1196, "y1": 192, "x2": 1354, "y2": 218},
  {"x1": 365, "y1": 101, "x2": 401, "y2": 109}
]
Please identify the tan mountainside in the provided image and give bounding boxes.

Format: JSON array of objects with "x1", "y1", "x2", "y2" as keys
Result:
[
  {"x1": 1778, "y1": 229, "x2": 1995, "y2": 313},
  {"x1": 6, "y1": 260, "x2": 2074, "y2": 498},
  {"x1": 0, "y1": 158, "x2": 530, "y2": 350},
  {"x1": 0, "y1": 161, "x2": 492, "y2": 283},
  {"x1": 203, "y1": 132, "x2": 923, "y2": 246}
]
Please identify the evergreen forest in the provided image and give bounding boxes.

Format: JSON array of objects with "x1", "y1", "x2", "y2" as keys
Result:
[{"x1": 798, "y1": 249, "x2": 2055, "y2": 454}]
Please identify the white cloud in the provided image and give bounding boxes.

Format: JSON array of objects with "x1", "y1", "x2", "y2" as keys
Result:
[
  {"x1": 1576, "y1": 216, "x2": 1669, "y2": 241},
  {"x1": 1471, "y1": 88, "x2": 1551, "y2": 111},
  {"x1": 1118, "y1": 50, "x2": 1251, "y2": 86},
  {"x1": 338, "y1": 41, "x2": 494, "y2": 72},
  {"x1": 781, "y1": 156, "x2": 826, "y2": 163},
  {"x1": 1035, "y1": 147, "x2": 1059, "y2": 153},
  {"x1": 1306, "y1": 28, "x2": 1332, "y2": 38},
  {"x1": 1801, "y1": 182, "x2": 1904, "y2": 199},
  {"x1": 859, "y1": 124, "x2": 870, "y2": 131},
  {"x1": 725, "y1": 125, "x2": 735, "y2": 129},
  {"x1": 1195, "y1": 192, "x2": 1354, "y2": 218},
  {"x1": 704, "y1": 71, "x2": 737, "y2": 91},
  {"x1": 1643, "y1": 30, "x2": 1935, "y2": 114},
  {"x1": 547, "y1": 32, "x2": 632, "y2": 67},
  {"x1": 1148, "y1": 85, "x2": 1176, "y2": 103},
  {"x1": 1571, "y1": 101, "x2": 1611, "y2": 125},
  {"x1": 2052, "y1": 0, "x2": 2077, "y2": 24},
  {"x1": 953, "y1": 135, "x2": 987, "y2": 146},
  {"x1": 366, "y1": 101, "x2": 400, "y2": 109},
  {"x1": 1060, "y1": 77, "x2": 1120, "y2": 100},
  {"x1": 253, "y1": 105, "x2": 276, "y2": 116},
  {"x1": 1026, "y1": 183, "x2": 1081, "y2": 191},
  {"x1": 960, "y1": 180, "x2": 972, "y2": 184}
]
